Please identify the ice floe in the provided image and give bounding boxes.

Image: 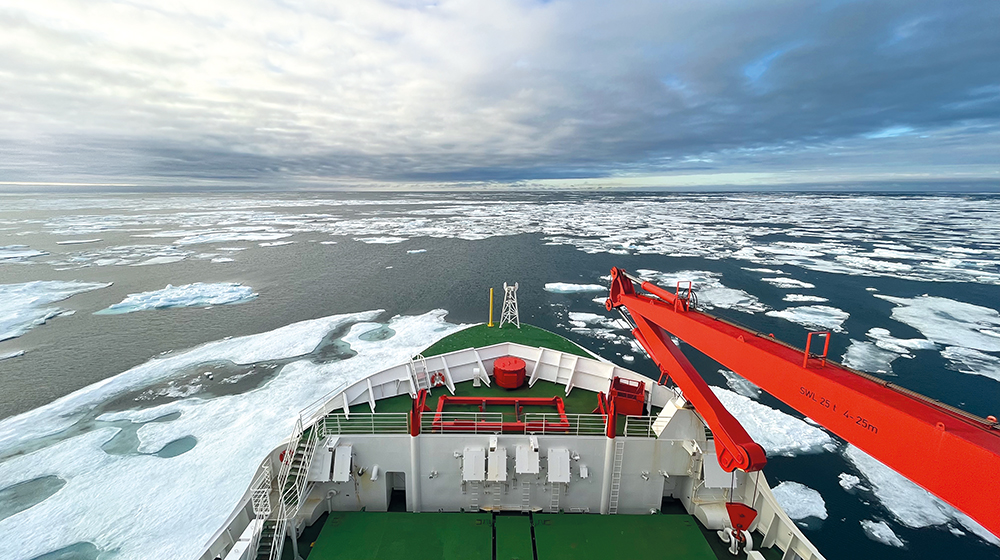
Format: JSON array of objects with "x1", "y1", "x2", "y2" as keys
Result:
[
  {"x1": 407, "y1": 249, "x2": 427, "y2": 254},
  {"x1": 544, "y1": 282, "x2": 606, "y2": 293},
  {"x1": 838, "y1": 473, "x2": 862, "y2": 491},
  {"x1": 355, "y1": 236, "x2": 408, "y2": 244},
  {"x1": 96, "y1": 283, "x2": 257, "y2": 315},
  {"x1": 865, "y1": 327, "x2": 937, "y2": 355},
  {"x1": 860, "y1": 520, "x2": 906, "y2": 548},
  {"x1": 0, "y1": 350, "x2": 25, "y2": 361},
  {"x1": 771, "y1": 481, "x2": 828, "y2": 520},
  {"x1": 718, "y1": 369, "x2": 761, "y2": 399},
  {"x1": 211, "y1": 257, "x2": 234, "y2": 263},
  {"x1": 940, "y1": 347, "x2": 1000, "y2": 383},
  {"x1": 635, "y1": 269, "x2": 766, "y2": 313},
  {"x1": 567, "y1": 312, "x2": 618, "y2": 329},
  {"x1": 710, "y1": 388, "x2": 833, "y2": 456},
  {"x1": 766, "y1": 305, "x2": 849, "y2": 332},
  {"x1": 0, "y1": 245, "x2": 47, "y2": 262},
  {"x1": 844, "y1": 445, "x2": 999, "y2": 545},
  {"x1": 0, "y1": 281, "x2": 111, "y2": 342},
  {"x1": 783, "y1": 294, "x2": 828, "y2": 303},
  {"x1": 132, "y1": 256, "x2": 187, "y2": 266},
  {"x1": 762, "y1": 277, "x2": 816, "y2": 289},
  {"x1": 259, "y1": 240, "x2": 294, "y2": 247},
  {"x1": 874, "y1": 295, "x2": 1000, "y2": 352},
  {"x1": 0, "y1": 310, "x2": 464, "y2": 560},
  {"x1": 842, "y1": 341, "x2": 899, "y2": 375},
  {"x1": 172, "y1": 231, "x2": 293, "y2": 245},
  {"x1": 55, "y1": 239, "x2": 101, "y2": 245}
]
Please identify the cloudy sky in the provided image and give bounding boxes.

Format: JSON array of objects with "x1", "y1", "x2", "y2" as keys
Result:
[{"x1": 1, "y1": 0, "x2": 998, "y2": 189}]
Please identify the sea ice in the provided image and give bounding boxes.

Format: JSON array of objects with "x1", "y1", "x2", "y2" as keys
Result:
[
  {"x1": 544, "y1": 283, "x2": 606, "y2": 293},
  {"x1": 635, "y1": 269, "x2": 766, "y2": 313},
  {"x1": 172, "y1": 232, "x2": 293, "y2": 245},
  {"x1": 838, "y1": 473, "x2": 862, "y2": 490},
  {"x1": 407, "y1": 249, "x2": 427, "y2": 254},
  {"x1": 55, "y1": 239, "x2": 101, "y2": 245},
  {"x1": 842, "y1": 341, "x2": 898, "y2": 375},
  {"x1": 761, "y1": 277, "x2": 816, "y2": 289},
  {"x1": 355, "y1": 236, "x2": 408, "y2": 244},
  {"x1": 766, "y1": 305, "x2": 849, "y2": 332},
  {"x1": 718, "y1": 369, "x2": 761, "y2": 399},
  {"x1": 783, "y1": 294, "x2": 828, "y2": 303},
  {"x1": 771, "y1": 481, "x2": 828, "y2": 520},
  {"x1": 259, "y1": 241, "x2": 294, "y2": 247},
  {"x1": 865, "y1": 328, "x2": 937, "y2": 355},
  {"x1": 0, "y1": 281, "x2": 112, "y2": 342},
  {"x1": 874, "y1": 294, "x2": 1000, "y2": 352},
  {"x1": 96, "y1": 283, "x2": 258, "y2": 315},
  {"x1": 0, "y1": 350, "x2": 25, "y2": 361},
  {"x1": 844, "y1": 445, "x2": 999, "y2": 545},
  {"x1": 860, "y1": 520, "x2": 906, "y2": 548},
  {"x1": 211, "y1": 257, "x2": 234, "y2": 263},
  {"x1": 711, "y1": 388, "x2": 833, "y2": 456},
  {"x1": 940, "y1": 347, "x2": 1000, "y2": 383},
  {"x1": 132, "y1": 256, "x2": 187, "y2": 266},
  {"x1": 0, "y1": 245, "x2": 47, "y2": 262},
  {"x1": 0, "y1": 310, "x2": 463, "y2": 560},
  {"x1": 567, "y1": 312, "x2": 618, "y2": 329}
]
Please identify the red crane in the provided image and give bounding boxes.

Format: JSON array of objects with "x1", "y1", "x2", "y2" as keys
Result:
[{"x1": 605, "y1": 267, "x2": 1000, "y2": 539}]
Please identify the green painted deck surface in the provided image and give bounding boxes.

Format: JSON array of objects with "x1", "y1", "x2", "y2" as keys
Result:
[
  {"x1": 306, "y1": 512, "x2": 722, "y2": 560},
  {"x1": 421, "y1": 324, "x2": 592, "y2": 359},
  {"x1": 308, "y1": 512, "x2": 493, "y2": 560},
  {"x1": 532, "y1": 514, "x2": 717, "y2": 560},
  {"x1": 494, "y1": 515, "x2": 533, "y2": 560}
]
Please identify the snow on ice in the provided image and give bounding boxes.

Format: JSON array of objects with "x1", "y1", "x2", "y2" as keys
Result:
[
  {"x1": 771, "y1": 481, "x2": 828, "y2": 520},
  {"x1": 844, "y1": 445, "x2": 999, "y2": 546},
  {"x1": 0, "y1": 281, "x2": 111, "y2": 341},
  {"x1": 96, "y1": 283, "x2": 257, "y2": 315},
  {"x1": 635, "y1": 269, "x2": 766, "y2": 313},
  {"x1": 0, "y1": 245, "x2": 47, "y2": 262},
  {"x1": 718, "y1": 369, "x2": 761, "y2": 399},
  {"x1": 544, "y1": 282, "x2": 606, "y2": 293},
  {"x1": 860, "y1": 520, "x2": 906, "y2": 548},
  {"x1": 711, "y1": 388, "x2": 833, "y2": 456},
  {"x1": 766, "y1": 305, "x2": 850, "y2": 332},
  {"x1": 0, "y1": 310, "x2": 464, "y2": 560}
]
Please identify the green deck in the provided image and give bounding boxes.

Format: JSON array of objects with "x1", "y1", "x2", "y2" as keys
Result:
[
  {"x1": 309, "y1": 512, "x2": 493, "y2": 560},
  {"x1": 371, "y1": 379, "x2": 601, "y2": 417},
  {"x1": 420, "y1": 324, "x2": 592, "y2": 359},
  {"x1": 303, "y1": 512, "x2": 721, "y2": 560}
]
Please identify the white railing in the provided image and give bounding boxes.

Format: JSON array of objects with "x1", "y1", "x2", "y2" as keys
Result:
[
  {"x1": 320, "y1": 413, "x2": 409, "y2": 436},
  {"x1": 420, "y1": 412, "x2": 505, "y2": 434},
  {"x1": 522, "y1": 413, "x2": 607, "y2": 436},
  {"x1": 299, "y1": 381, "x2": 349, "y2": 427},
  {"x1": 247, "y1": 465, "x2": 271, "y2": 556},
  {"x1": 280, "y1": 425, "x2": 319, "y2": 516},
  {"x1": 268, "y1": 515, "x2": 286, "y2": 560},
  {"x1": 623, "y1": 415, "x2": 659, "y2": 438}
]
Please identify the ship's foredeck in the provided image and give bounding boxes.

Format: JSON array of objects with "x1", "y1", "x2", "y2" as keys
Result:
[{"x1": 305, "y1": 511, "x2": 726, "y2": 560}]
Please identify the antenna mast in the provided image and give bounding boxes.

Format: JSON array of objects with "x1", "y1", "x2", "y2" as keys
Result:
[{"x1": 499, "y1": 282, "x2": 520, "y2": 329}]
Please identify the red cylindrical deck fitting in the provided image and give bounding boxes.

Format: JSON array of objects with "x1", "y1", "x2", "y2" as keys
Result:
[{"x1": 493, "y1": 356, "x2": 526, "y2": 389}]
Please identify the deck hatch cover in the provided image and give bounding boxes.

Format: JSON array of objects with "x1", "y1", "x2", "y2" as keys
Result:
[
  {"x1": 463, "y1": 446, "x2": 486, "y2": 481},
  {"x1": 548, "y1": 448, "x2": 571, "y2": 483},
  {"x1": 332, "y1": 445, "x2": 353, "y2": 483},
  {"x1": 515, "y1": 445, "x2": 539, "y2": 474},
  {"x1": 488, "y1": 447, "x2": 508, "y2": 481}
]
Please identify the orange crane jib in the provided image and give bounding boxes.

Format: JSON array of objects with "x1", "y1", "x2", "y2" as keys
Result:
[{"x1": 605, "y1": 267, "x2": 1000, "y2": 540}]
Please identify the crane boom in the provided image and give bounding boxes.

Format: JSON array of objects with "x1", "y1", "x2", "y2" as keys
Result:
[{"x1": 606, "y1": 267, "x2": 1000, "y2": 539}]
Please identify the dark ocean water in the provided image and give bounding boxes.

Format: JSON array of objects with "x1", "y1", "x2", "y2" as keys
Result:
[{"x1": 0, "y1": 191, "x2": 998, "y2": 559}]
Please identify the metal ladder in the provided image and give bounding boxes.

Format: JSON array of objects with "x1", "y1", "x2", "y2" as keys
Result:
[
  {"x1": 410, "y1": 354, "x2": 431, "y2": 392},
  {"x1": 520, "y1": 480, "x2": 531, "y2": 512},
  {"x1": 493, "y1": 482, "x2": 503, "y2": 510},
  {"x1": 469, "y1": 481, "x2": 480, "y2": 511},
  {"x1": 608, "y1": 440, "x2": 625, "y2": 514},
  {"x1": 549, "y1": 483, "x2": 561, "y2": 513}
]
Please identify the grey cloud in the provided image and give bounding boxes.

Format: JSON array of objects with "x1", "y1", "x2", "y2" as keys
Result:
[{"x1": 0, "y1": 0, "x2": 998, "y2": 186}]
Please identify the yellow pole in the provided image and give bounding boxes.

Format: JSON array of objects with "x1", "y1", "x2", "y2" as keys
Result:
[{"x1": 488, "y1": 288, "x2": 494, "y2": 327}]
